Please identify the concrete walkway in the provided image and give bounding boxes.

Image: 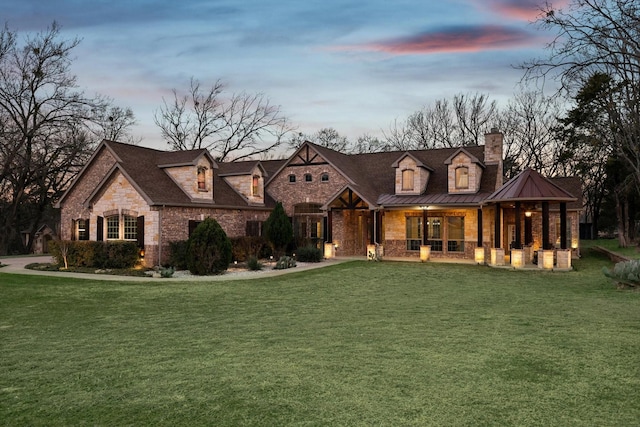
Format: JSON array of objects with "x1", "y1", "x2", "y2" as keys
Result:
[{"x1": 0, "y1": 255, "x2": 353, "y2": 282}]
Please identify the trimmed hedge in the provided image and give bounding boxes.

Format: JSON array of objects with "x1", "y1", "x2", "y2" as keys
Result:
[
  {"x1": 230, "y1": 236, "x2": 271, "y2": 262},
  {"x1": 50, "y1": 240, "x2": 140, "y2": 269},
  {"x1": 296, "y1": 244, "x2": 322, "y2": 262}
]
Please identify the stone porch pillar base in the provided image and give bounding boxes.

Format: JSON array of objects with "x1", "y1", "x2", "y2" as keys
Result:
[
  {"x1": 538, "y1": 250, "x2": 554, "y2": 269},
  {"x1": 490, "y1": 248, "x2": 505, "y2": 266},
  {"x1": 556, "y1": 249, "x2": 572, "y2": 269},
  {"x1": 420, "y1": 245, "x2": 431, "y2": 262},
  {"x1": 474, "y1": 247, "x2": 485, "y2": 264},
  {"x1": 511, "y1": 249, "x2": 525, "y2": 268},
  {"x1": 324, "y1": 242, "x2": 335, "y2": 259}
]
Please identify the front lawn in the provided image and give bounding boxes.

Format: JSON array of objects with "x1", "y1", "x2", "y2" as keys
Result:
[{"x1": 1, "y1": 250, "x2": 639, "y2": 426}]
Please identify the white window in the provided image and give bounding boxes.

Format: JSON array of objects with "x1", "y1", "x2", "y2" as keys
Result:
[
  {"x1": 197, "y1": 166, "x2": 207, "y2": 191},
  {"x1": 252, "y1": 175, "x2": 260, "y2": 196},
  {"x1": 406, "y1": 216, "x2": 422, "y2": 250},
  {"x1": 106, "y1": 216, "x2": 120, "y2": 240},
  {"x1": 455, "y1": 167, "x2": 469, "y2": 189},
  {"x1": 106, "y1": 214, "x2": 137, "y2": 240}
]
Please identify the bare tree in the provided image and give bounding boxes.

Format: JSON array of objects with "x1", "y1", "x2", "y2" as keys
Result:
[
  {"x1": 495, "y1": 90, "x2": 563, "y2": 178},
  {"x1": 522, "y1": 0, "x2": 640, "y2": 189},
  {"x1": 288, "y1": 127, "x2": 350, "y2": 152},
  {"x1": 91, "y1": 103, "x2": 139, "y2": 144},
  {"x1": 382, "y1": 92, "x2": 497, "y2": 150},
  {"x1": 155, "y1": 78, "x2": 295, "y2": 161},
  {"x1": 0, "y1": 22, "x2": 102, "y2": 254}
]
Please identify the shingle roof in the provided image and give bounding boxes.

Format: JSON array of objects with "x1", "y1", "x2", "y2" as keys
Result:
[
  {"x1": 304, "y1": 143, "x2": 497, "y2": 208},
  {"x1": 102, "y1": 140, "x2": 260, "y2": 208}
]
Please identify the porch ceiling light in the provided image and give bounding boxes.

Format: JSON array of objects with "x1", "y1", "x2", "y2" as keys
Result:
[{"x1": 525, "y1": 211, "x2": 532, "y2": 217}]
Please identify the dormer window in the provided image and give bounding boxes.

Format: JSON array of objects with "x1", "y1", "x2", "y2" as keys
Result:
[
  {"x1": 197, "y1": 166, "x2": 207, "y2": 191},
  {"x1": 455, "y1": 167, "x2": 469, "y2": 189},
  {"x1": 252, "y1": 175, "x2": 260, "y2": 196},
  {"x1": 402, "y1": 169, "x2": 414, "y2": 191}
]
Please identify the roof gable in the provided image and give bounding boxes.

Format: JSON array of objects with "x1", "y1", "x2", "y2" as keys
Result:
[{"x1": 485, "y1": 168, "x2": 578, "y2": 204}]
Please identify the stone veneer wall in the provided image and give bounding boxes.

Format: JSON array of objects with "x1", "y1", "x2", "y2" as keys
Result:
[
  {"x1": 163, "y1": 157, "x2": 214, "y2": 202},
  {"x1": 381, "y1": 208, "x2": 485, "y2": 259},
  {"x1": 158, "y1": 206, "x2": 271, "y2": 265},
  {"x1": 267, "y1": 163, "x2": 348, "y2": 216},
  {"x1": 446, "y1": 152, "x2": 482, "y2": 193},
  {"x1": 59, "y1": 147, "x2": 117, "y2": 240}
]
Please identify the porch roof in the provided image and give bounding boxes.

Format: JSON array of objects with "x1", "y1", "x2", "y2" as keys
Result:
[
  {"x1": 377, "y1": 192, "x2": 491, "y2": 207},
  {"x1": 485, "y1": 168, "x2": 578, "y2": 204}
]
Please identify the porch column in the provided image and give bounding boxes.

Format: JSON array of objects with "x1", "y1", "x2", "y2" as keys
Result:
[
  {"x1": 327, "y1": 209, "x2": 333, "y2": 243},
  {"x1": 375, "y1": 210, "x2": 382, "y2": 244},
  {"x1": 369, "y1": 210, "x2": 375, "y2": 245},
  {"x1": 514, "y1": 201, "x2": 522, "y2": 249},
  {"x1": 477, "y1": 208, "x2": 483, "y2": 246},
  {"x1": 494, "y1": 203, "x2": 501, "y2": 248},
  {"x1": 542, "y1": 201, "x2": 550, "y2": 250},
  {"x1": 475, "y1": 208, "x2": 486, "y2": 264},
  {"x1": 423, "y1": 209, "x2": 429, "y2": 245},
  {"x1": 560, "y1": 202, "x2": 567, "y2": 250}
]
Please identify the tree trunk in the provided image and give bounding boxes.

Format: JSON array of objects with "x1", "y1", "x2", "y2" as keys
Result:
[{"x1": 615, "y1": 192, "x2": 628, "y2": 247}]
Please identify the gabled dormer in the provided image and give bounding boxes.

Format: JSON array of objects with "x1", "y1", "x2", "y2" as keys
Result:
[
  {"x1": 219, "y1": 161, "x2": 267, "y2": 205},
  {"x1": 392, "y1": 153, "x2": 433, "y2": 195},
  {"x1": 444, "y1": 148, "x2": 485, "y2": 194},
  {"x1": 159, "y1": 151, "x2": 217, "y2": 202}
]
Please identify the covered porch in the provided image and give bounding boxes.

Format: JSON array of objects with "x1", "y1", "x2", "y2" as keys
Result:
[{"x1": 483, "y1": 168, "x2": 579, "y2": 270}]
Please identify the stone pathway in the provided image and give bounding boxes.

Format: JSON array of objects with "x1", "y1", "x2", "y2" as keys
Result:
[{"x1": 0, "y1": 255, "x2": 350, "y2": 282}]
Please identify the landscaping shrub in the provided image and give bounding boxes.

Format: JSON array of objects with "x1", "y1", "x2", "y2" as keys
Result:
[
  {"x1": 296, "y1": 244, "x2": 322, "y2": 262},
  {"x1": 187, "y1": 218, "x2": 232, "y2": 275},
  {"x1": 230, "y1": 236, "x2": 270, "y2": 262},
  {"x1": 274, "y1": 255, "x2": 296, "y2": 270},
  {"x1": 168, "y1": 240, "x2": 189, "y2": 270},
  {"x1": 263, "y1": 202, "x2": 293, "y2": 258},
  {"x1": 50, "y1": 240, "x2": 139, "y2": 269},
  {"x1": 603, "y1": 259, "x2": 640, "y2": 288},
  {"x1": 247, "y1": 256, "x2": 263, "y2": 271}
]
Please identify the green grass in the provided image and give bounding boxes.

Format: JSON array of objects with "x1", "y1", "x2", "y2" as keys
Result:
[
  {"x1": 1, "y1": 250, "x2": 639, "y2": 426},
  {"x1": 583, "y1": 238, "x2": 640, "y2": 259}
]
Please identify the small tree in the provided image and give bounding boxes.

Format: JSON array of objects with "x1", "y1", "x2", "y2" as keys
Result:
[
  {"x1": 262, "y1": 202, "x2": 293, "y2": 258},
  {"x1": 187, "y1": 218, "x2": 232, "y2": 275}
]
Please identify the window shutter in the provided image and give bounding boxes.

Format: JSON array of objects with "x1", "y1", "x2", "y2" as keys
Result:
[
  {"x1": 71, "y1": 219, "x2": 76, "y2": 241},
  {"x1": 97, "y1": 216, "x2": 104, "y2": 241},
  {"x1": 84, "y1": 218, "x2": 90, "y2": 241},
  {"x1": 137, "y1": 216, "x2": 145, "y2": 248},
  {"x1": 188, "y1": 220, "x2": 201, "y2": 237}
]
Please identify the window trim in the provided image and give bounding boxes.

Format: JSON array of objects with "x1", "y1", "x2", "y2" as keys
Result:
[
  {"x1": 455, "y1": 166, "x2": 469, "y2": 189},
  {"x1": 252, "y1": 175, "x2": 260, "y2": 196},
  {"x1": 197, "y1": 166, "x2": 208, "y2": 191},
  {"x1": 402, "y1": 168, "x2": 414, "y2": 191}
]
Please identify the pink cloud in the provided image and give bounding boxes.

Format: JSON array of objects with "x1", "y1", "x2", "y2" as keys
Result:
[
  {"x1": 334, "y1": 25, "x2": 537, "y2": 55},
  {"x1": 480, "y1": 0, "x2": 572, "y2": 21}
]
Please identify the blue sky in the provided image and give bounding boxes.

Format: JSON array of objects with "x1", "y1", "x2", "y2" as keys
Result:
[{"x1": 4, "y1": 0, "x2": 565, "y2": 150}]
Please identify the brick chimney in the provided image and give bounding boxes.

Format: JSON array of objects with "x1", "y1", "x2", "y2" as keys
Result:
[{"x1": 484, "y1": 128, "x2": 503, "y2": 189}]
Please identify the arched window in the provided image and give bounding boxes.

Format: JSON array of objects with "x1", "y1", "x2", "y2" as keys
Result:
[
  {"x1": 305, "y1": 173, "x2": 312, "y2": 182},
  {"x1": 197, "y1": 166, "x2": 207, "y2": 190},
  {"x1": 455, "y1": 167, "x2": 469, "y2": 189},
  {"x1": 402, "y1": 169, "x2": 414, "y2": 191},
  {"x1": 252, "y1": 175, "x2": 260, "y2": 196},
  {"x1": 321, "y1": 173, "x2": 329, "y2": 182},
  {"x1": 289, "y1": 174, "x2": 296, "y2": 183}
]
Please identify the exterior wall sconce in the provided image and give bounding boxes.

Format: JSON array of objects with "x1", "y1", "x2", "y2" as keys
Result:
[
  {"x1": 525, "y1": 211, "x2": 532, "y2": 217},
  {"x1": 139, "y1": 249, "x2": 145, "y2": 259}
]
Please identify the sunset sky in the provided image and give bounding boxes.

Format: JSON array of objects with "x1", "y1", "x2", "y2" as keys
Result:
[{"x1": 4, "y1": 0, "x2": 566, "y2": 151}]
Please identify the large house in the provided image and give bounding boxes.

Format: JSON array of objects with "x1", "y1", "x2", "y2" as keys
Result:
[{"x1": 56, "y1": 130, "x2": 582, "y2": 269}]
